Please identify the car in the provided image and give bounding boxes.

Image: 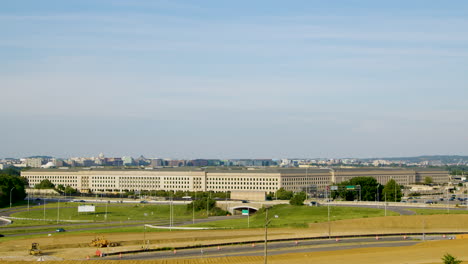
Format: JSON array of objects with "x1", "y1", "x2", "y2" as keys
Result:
[
  {"x1": 425, "y1": 200, "x2": 435, "y2": 204},
  {"x1": 308, "y1": 201, "x2": 319, "y2": 206},
  {"x1": 35, "y1": 198, "x2": 41, "y2": 201},
  {"x1": 0, "y1": 234, "x2": 4, "y2": 237},
  {"x1": 55, "y1": 228, "x2": 66, "y2": 232},
  {"x1": 140, "y1": 201, "x2": 148, "y2": 204}
]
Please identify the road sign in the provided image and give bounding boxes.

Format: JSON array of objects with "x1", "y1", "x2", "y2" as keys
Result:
[
  {"x1": 331, "y1": 186, "x2": 338, "y2": 191},
  {"x1": 78, "y1": 205, "x2": 95, "y2": 212},
  {"x1": 346, "y1": 185, "x2": 355, "y2": 190},
  {"x1": 242, "y1": 209, "x2": 249, "y2": 215}
]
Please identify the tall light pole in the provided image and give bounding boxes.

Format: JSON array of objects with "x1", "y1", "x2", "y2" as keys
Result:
[
  {"x1": 446, "y1": 187, "x2": 450, "y2": 214},
  {"x1": 43, "y1": 198, "x2": 46, "y2": 221},
  {"x1": 192, "y1": 192, "x2": 196, "y2": 224},
  {"x1": 376, "y1": 184, "x2": 380, "y2": 207},
  {"x1": 327, "y1": 186, "x2": 331, "y2": 239},
  {"x1": 10, "y1": 187, "x2": 15, "y2": 208},
  {"x1": 57, "y1": 197, "x2": 60, "y2": 224},
  {"x1": 264, "y1": 207, "x2": 278, "y2": 264},
  {"x1": 384, "y1": 193, "x2": 387, "y2": 217}
]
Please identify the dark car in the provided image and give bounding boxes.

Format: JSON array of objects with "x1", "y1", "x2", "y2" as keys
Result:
[
  {"x1": 0, "y1": 234, "x2": 4, "y2": 237},
  {"x1": 56, "y1": 228, "x2": 66, "y2": 232}
]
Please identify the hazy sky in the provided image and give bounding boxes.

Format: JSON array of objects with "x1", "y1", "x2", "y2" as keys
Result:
[{"x1": 1, "y1": 1, "x2": 468, "y2": 159}]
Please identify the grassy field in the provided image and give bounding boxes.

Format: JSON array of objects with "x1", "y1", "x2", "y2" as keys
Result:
[
  {"x1": 409, "y1": 208, "x2": 468, "y2": 215},
  {"x1": 185, "y1": 204, "x2": 399, "y2": 229},
  {"x1": 2, "y1": 216, "x2": 468, "y2": 263},
  {"x1": 9, "y1": 203, "x2": 201, "y2": 223}
]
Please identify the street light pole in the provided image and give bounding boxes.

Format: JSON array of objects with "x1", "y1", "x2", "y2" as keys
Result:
[
  {"x1": 43, "y1": 198, "x2": 46, "y2": 221},
  {"x1": 264, "y1": 207, "x2": 278, "y2": 264},
  {"x1": 264, "y1": 208, "x2": 268, "y2": 264},
  {"x1": 328, "y1": 201, "x2": 331, "y2": 239},
  {"x1": 57, "y1": 198, "x2": 60, "y2": 224},
  {"x1": 192, "y1": 195, "x2": 195, "y2": 225},
  {"x1": 10, "y1": 187, "x2": 15, "y2": 208},
  {"x1": 377, "y1": 184, "x2": 380, "y2": 207},
  {"x1": 384, "y1": 193, "x2": 387, "y2": 216}
]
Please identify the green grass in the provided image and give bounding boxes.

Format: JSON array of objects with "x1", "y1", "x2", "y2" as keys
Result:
[
  {"x1": 185, "y1": 204, "x2": 399, "y2": 229},
  {"x1": 8, "y1": 203, "x2": 204, "y2": 225},
  {"x1": 408, "y1": 208, "x2": 468, "y2": 215}
]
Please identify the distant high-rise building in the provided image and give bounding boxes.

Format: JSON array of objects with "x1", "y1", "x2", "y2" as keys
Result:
[
  {"x1": 25, "y1": 158, "x2": 43, "y2": 168},
  {"x1": 122, "y1": 156, "x2": 135, "y2": 166}
]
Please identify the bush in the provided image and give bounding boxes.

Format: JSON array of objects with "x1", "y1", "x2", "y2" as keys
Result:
[
  {"x1": 442, "y1": 253, "x2": 462, "y2": 264},
  {"x1": 289, "y1": 192, "x2": 307, "y2": 206}
]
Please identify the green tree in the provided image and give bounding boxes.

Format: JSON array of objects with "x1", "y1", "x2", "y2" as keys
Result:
[
  {"x1": 276, "y1": 188, "x2": 294, "y2": 200},
  {"x1": 442, "y1": 253, "x2": 462, "y2": 264},
  {"x1": 424, "y1": 177, "x2": 433, "y2": 185},
  {"x1": 35, "y1": 179, "x2": 55, "y2": 189},
  {"x1": 187, "y1": 197, "x2": 216, "y2": 212},
  {"x1": 289, "y1": 191, "x2": 307, "y2": 206},
  {"x1": 332, "y1": 177, "x2": 381, "y2": 201},
  {"x1": 64, "y1": 185, "x2": 77, "y2": 195},
  {"x1": 0, "y1": 174, "x2": 27, "y2": 207},
  {"x1": 382, "y1": 179, "x2": 402, "y2": 202},
  {"x1": 57, "y1": 184, "x2": 65, "y2": 192}
]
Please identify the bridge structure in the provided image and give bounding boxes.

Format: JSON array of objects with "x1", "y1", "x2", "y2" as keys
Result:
[{"x1": 216, "y1": 200, "x2": 288, "y2": 215}]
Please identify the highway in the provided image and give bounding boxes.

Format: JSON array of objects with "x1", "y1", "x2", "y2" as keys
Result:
[{"x1": 102, "y1": 235, "x2": 445, "y2": 261}]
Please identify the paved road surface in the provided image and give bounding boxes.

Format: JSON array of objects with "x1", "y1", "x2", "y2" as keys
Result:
[{"x1": 102, "y1": 236, "x2": 440, "y2": 261}]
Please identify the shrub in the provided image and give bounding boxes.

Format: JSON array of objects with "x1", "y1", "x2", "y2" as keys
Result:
[{"x1": 442, "y1": 253, "x2": 462, "y2": 264}]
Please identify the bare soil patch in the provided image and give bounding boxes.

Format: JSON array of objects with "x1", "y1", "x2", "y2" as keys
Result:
[{"x1": 2, "y1": 214, "x2": 468, "y2": 263}]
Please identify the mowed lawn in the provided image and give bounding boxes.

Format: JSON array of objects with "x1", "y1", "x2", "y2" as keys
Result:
[
  {"x1": 186, "y1": 204, "x2": 399, "y2": 229},
  {"x1": 10, "y1": 203, "x2": 198, "y2": 223}
]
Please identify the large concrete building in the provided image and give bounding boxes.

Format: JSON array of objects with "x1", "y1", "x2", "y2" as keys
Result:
[{"x1": 22, "y1": 167, "x2": 450, "y2": 194}]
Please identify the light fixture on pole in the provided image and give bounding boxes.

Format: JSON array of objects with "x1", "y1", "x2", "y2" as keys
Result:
[
  {"x1": 10, "y1": 187, "x2": 15, "y2": 208},
  {"x1": 264, "y1": 207, "x2": 278, "y2": 264}
]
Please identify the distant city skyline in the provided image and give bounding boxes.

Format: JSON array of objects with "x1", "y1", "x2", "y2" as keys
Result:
[{"x1": 1, "y1": 1, "x2": 467, "y2": 158}]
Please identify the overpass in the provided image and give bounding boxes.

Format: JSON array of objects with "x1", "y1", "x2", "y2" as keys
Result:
[{"x1": 216, "y1": 200, "x2": 289, "y2": 215}]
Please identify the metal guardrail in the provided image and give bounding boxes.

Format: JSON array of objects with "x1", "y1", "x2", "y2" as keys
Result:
[{"x1": 104, "y1": 231, "x2": 468, "y2": 256}]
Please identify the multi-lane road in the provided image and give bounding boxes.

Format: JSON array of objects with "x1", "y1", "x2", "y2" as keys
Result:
[{"x1": 102, "y1": 235, "x2": 448, "y2": 261}]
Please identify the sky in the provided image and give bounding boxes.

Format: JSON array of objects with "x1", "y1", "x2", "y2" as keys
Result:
[{"x1": 1, "y1": 0, "x2": 468, "y2": 159}]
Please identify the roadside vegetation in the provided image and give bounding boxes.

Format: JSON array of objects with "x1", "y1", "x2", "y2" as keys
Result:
[
  {"x1": 408, "y1": 208, "x2": 468, "y2": 215},
  {"x1": 185, "y1": 204, "x2": 398, "y2": 229}
]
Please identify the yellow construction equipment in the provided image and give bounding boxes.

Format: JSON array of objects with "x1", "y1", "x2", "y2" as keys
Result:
[
  {"x1": 29, "y1": 243, "x2": 42, "y2": 255},
  {"x1": 90, "y1": 237, "x2": 119, "y2": 247}
]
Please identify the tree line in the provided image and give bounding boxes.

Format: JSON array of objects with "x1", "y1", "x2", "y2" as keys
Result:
[{"x1": 0, "y1": 167, "x2": 27, "y2": 207}]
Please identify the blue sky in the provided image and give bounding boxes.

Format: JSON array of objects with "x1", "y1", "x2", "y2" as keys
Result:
[{"x1": 1, "y1": 1, "x2": 467, "y2": 159}]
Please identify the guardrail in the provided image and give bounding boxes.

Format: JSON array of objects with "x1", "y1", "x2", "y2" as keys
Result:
[{"x1": 104, "y1": 231, "x2": 467, "y2": 257}]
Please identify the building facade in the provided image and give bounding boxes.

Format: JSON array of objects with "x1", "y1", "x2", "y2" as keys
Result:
[{"x1": 22, "y1": 167, "x2": 450, "y2": 194}]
